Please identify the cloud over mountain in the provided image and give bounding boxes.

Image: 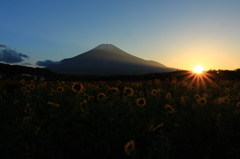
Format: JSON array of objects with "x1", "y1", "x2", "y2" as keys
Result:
[
  {"x1": 0, "y1": 48, "x2": 29, "y2": 63},
  {"x1": 21, "y1": 62, "x2": 32, "y2": 66},
  {"x1": 36, "y1": 60, "x2": 61, "y2": 67},
  {"x1": 0, "y1": 44, "x2": 6, "y2": 48}
]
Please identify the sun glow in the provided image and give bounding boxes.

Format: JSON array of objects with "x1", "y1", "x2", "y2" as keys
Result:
[
  {"x1": 193, "y1": 65, "x2": 205, "y2": 74},
  {"x1": 175, "y1": 67, "x2": 219, "y2": 93}
]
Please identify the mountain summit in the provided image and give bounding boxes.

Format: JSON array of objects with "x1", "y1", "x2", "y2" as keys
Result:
[
  {"x1": 93, "y1": 44, "x2": 120, "y2": 51},
  {"x1": 46, "y1": 44, "x2": 176, "y2": 75}
]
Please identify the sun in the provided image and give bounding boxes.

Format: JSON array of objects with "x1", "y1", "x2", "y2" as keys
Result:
[{"x1": 193, "y1": 65, "x2": 205, "y2": 74}]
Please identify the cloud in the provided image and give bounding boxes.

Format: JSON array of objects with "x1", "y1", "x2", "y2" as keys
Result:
[
  {"x1": 0, "y1": 44, "x2": 6, "y2": 48},
  {"x1": 0, "y1": 48, "x2": 29, "y2": 63},
  {"x1": 21, "y1": 62, "x2": 32, "y2": 66},
  {"x1": 36, "y1": 60, "x2": 61, "y2": 67}
]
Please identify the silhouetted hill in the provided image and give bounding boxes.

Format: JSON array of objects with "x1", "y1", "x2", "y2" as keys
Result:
[
  {"x1": 47, "y1": 44, "x2": 177, "y2": 75},
  {"x1": 0, "y1": 63, "x2": 57, "y2": 79}
]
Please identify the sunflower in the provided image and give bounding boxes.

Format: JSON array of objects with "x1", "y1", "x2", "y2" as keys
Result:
[
  {"x1": 105, "y1": 85, "x2": 111, "y2": 91},
  {"x1": 25, "y1": 84, "x2": 31, "y2": 89},
  {"x1": 237, "y1": 93, "x2": 240, "y2": 99},
  {"x1": 2, "y1": 90, "x2": 6, "y2": 94},
  {"x1": 24, "y1": 103, "x2": 31, "y2": 113},
  {"x1": 13, "y1": 99, "x2": 20, "y2": 105},
  {"x1": 151, "y1": 89, "x2": 158, "y2": 96},
  {"x1": 110, "y1": 87, "x2": 119, "y2": 95},
  {"x1": 176, "y1": 82, "x2": 180, "y2": 87},
  {"x1": 136, "y1": 98, "x2": 146, "y2": 107},
  {"x1": 95, "y1": 86, "x2": 100, "y2": 91},
  {"x1": 233, "y1": 84, "x2": 238, "y2": 89},
  {"x1": 48, "y1": 93, "x2": 53, "y2": 97},
  {"x1": 208, "y1": 89, "x2": 212, "y2": 93},
  {"x1": 37, "y1": 83, "x2": 42, "y2": 87},
  {"x1": 24, "y1": 90, "x2": 30, "y2": 96},
  {"x1": 224, "y1": 97, "x2": 230, "y2": 104},
  {"x1": 164, "y1": 104, "x2": 174, "y2": 113},
  {"x1": 236, "y1": 102, "x2": 240, "y2": 107},
  {"x1": 225, "y1": 88, "x2": 230, "y2": 93},
  {"x1": 64, "y1": 85, "x2": 70, "y2": 89},
  {"x1": 29, "y1": 84, "x2": 35, "y2": 90},
  {"x1": 71, "y1": 82, "x2": 84, "y2": 93},
  {"x1": 42, "y1": 82, "x2": 47, "y2": 87},
  {"x1": 148, "y1": 80, "x2": 152, "y2": 85},
  {"x1": 19, "y1": 79, "x2": 25, "y2": 85},
  {"x1": 194, "y1": 94, "x2": 201, "y2": 100},
  {"x1": 174, "y1": 124, "x2": 181, "y2": 127},
  {"x1": 150, "y1": 123, "x2": 163, "y2": 132},
  {"x1": 80, "y1": 100, "x2": 87, "y2": 112},
  {"x1": 191, "y1": 87, "x2": 195, "y2": 91},
  {"x1": 138, "y1": 82, "x2": 143, "y2": 87},
  {"x1": 196, "y1": 84, "x2": 200, "y2": 88},
  {"x1": 214, "y1": 99, "x2": 220, "y2": 105},
  {"x1": 138, "y1": 91, "x2": 144, "y2": 96},
  {"x1": 97, "y1": 93, "x2": 106, "y2": 101},
  {"x1": 38, "y1": 82, "x2": 45, "y2": 88},
  {"x1": 23, "y1": 116, "x2": 32, "y2": 122},
  {"x1": 203, "y1": 93, "x2": 209, "y2": 98},
  {"x1": 180, "y1": 96, "x2": 186, "y2": 104},
  {"x1": 21, "y1": 87, "x2": 26, "y2": 92},
  {"x1": 198, "y1": 97, "x2": 207, "y2": 105},
  {"x1": 133, "y1": 82, "x2": 140, "y2": 87},
  {"x1": 35, "y1": 127, "x2": 41, "y2": 135},
  {"x1": 216, "y1": 113, "x2": 221, "y2": 120},
  {"x1": 217, "y1": 97, "x2": 224, "y2": 104},
  {"x1": 88, "y1": 96, "x2": 94, "y2": 101},
  {"x1": 81, "y1": 87, "x2": 86, "y2": 92},
  {"x1": 153, "y1": 79, "x2": 161, "y2": 85},
  {"x1": 124, "y1": 140, "x2": 135, "y2": 156},
  {"x1": 115, "y1": 96, "x2": 120, "y2": 101},
  {"x1": 123, "y1": 87, "x2": 134, "y2": 97},
  {"x1": 47, "y1": 101, "x2": 59, "y2": 107},
  {"x1": 56, "y1": 86, "x2": 64, "y2": 92},
  {"x1": 117, "y1": 80, "x2": 121, "y2": 85},
  {"x1": 165, "y1": 93, "x2": 172, "y2": 100},
  {"x1": 89, "y1": 85, "x2": 95, "y2": 90},
  {"x1": 83, "y1": 93, "x2": 89, "y2": 99}
]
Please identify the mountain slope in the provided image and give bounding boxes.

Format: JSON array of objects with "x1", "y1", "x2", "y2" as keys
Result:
[{"x1": 47, "y1": 44, "x2": 176, "y2": 75}]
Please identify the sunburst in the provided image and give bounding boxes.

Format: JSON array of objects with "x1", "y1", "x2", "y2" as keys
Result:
[
  {"x1": 176, "y1": 68, "x2": 220, "y2": 92},
  {"x1": 193, "y1": 65, "x2": 204, "y2": 74}
]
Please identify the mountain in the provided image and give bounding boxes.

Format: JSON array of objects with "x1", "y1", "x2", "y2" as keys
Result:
[{"x1": 46, "y1": 44, "x2": 177, "y2": 75}]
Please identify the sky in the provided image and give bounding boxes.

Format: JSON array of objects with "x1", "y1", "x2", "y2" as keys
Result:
[{"x1": 1, "y1": 0, "x2": 240, "y2": 71}]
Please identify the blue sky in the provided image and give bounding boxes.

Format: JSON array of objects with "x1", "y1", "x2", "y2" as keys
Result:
[{"x1": 1, "y1": 0, "x2": 240, "y2": 70}]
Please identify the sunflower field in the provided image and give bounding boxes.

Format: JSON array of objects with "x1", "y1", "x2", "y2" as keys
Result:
[{"x1": 1, "y1": 78, "x2": 240, "y2": 159}]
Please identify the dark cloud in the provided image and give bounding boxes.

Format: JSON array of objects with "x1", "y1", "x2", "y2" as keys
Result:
[
  {"x1": 36, "y1": 60, "x2": 61, "y2": 67},
  {"x1": 0, "y1": 44, "x2": 6, "y2": 48},
  {"x1": 0, "y1": 48, "x2": 29, "y2": 63}
]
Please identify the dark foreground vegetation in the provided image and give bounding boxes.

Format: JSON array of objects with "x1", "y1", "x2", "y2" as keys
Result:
[
  {"x1": 1, "y1": 62, "x2": 240, "y2": 81},
  {"x1": 1, "y1": 76, "x2": 240, "y2": 158}
]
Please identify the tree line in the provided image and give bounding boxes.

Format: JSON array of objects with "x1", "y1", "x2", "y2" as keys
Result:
[{"x1": 0, "y1": 63, "x2": 239, "y2": 81}]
